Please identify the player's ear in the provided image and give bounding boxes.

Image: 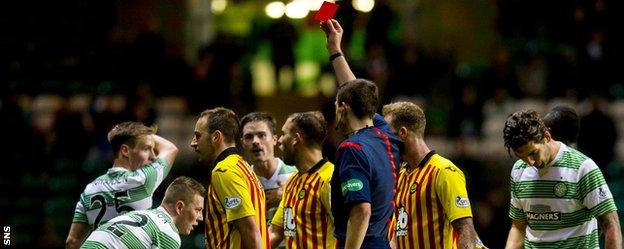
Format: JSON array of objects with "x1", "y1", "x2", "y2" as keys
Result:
[
  {"x1": 398, "y1": 127, "x2": 409, "y2": 139},
  {"x1": 120, "y1": 144, "x2": 130, "y2": 158},
  {"x1": 175, "y1": 200, "x2": 185, "y2": 214},
  {"x1": 294, "y1": 132, "x2": 302, "y2": 146}
]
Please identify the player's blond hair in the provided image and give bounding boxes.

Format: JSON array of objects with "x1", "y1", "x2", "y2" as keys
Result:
[
  {"x1": 162, "y1": 176, "x2": 206, "y2": 205},
  {"x1": 382, "y1": 102, "x2": 426, "y2": 138}
]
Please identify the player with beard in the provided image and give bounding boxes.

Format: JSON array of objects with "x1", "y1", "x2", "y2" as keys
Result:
[
  {"x1": 190, "y1": 107, "x2": 269, "y2": 249},
  {"x1": 268, "y1": 111, "x2": 336, "y2": 249}
]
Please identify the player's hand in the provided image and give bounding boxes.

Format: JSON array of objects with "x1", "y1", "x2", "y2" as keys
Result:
[{"x1": 320, "y1": 19, "x2": 343, "y2": 54}]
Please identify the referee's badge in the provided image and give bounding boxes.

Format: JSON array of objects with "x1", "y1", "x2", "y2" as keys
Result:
[
  {"x1": 409, "y1": 183, "x2": 418, "y2": 194},
  {"x1": 298, "y1": 189, "x2": 306, "y2": 199}
]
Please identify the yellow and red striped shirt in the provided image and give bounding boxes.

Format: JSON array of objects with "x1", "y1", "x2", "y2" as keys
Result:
[
  {"x1": 271, "y1": 159, "x2": 336, "y2": 249},
  {"x1": 394, "y1": 152, "x2": 472, "y2": 249},
  {"x1": 204, "y1": 148, "x2": 269, "y2": 249}
]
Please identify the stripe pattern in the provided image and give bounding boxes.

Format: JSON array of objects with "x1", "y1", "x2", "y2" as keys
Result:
[
  {"x1": 273, "y1": 160, "x2": 335, "y2": 249},
  {"x1": 81, "y1": 207, "x2": 180, "y2": 249},
  {"x1": 509, "y1": 143, "x2": 617, "y2": 248},
  {"x1": 395, "y1": 153, "x2": 469, "y2": 249},
  {"x1": 73, "y1": 158, "x2": 170, "y2": 229},
  {"x1": 204, "y1": 154, "x2": 269, "y2": 249}
]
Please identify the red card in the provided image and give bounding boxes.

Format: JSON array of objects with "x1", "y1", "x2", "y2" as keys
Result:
[{"x1": 314, "y1": 1, "x2": 339, "y2": 22}]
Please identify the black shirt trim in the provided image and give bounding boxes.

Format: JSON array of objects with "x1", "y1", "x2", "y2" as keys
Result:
[
  {"x1": 307, "y1": 158, "x2": 328, "y2": 174},
  {"x1": 417, "y1": 150, "x2": 436, "y2": 168}
]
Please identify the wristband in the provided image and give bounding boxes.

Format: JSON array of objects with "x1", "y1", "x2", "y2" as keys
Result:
[{"x1": 330, "y1": 52, "x2": 343, "y2": 61}]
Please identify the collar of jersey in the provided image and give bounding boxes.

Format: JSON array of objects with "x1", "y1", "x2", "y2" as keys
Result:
[
  {"x1": 215, "y1": 147, "x2": 240, "y2": 164},
  {"x1": 307, "y1": 158, "x2": 328, "y2": 174},
  {"x1": 417, "y1": 150, "x2": 436, "y2": 168}
]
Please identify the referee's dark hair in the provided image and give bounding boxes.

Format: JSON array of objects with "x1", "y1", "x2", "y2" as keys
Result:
[
  {"x1": 336, "y1": 78, "x2": 379, "y2": 119},
  {"x1": 543, "y1": 106, "x2": 579, "y2": 146}
]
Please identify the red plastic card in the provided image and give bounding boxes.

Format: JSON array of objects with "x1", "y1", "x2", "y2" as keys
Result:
[{"x1": 314, "y1": 1, "x2": 339, "y2": 22}]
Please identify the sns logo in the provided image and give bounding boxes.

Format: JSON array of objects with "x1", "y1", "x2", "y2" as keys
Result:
[{"x1": 3, "y1": 226, "x2": 10, "y2": 246}]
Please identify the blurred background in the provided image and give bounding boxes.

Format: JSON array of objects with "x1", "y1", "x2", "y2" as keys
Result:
[{"x1": 1, "y1": 0, "x2": 624, "y2": 248}]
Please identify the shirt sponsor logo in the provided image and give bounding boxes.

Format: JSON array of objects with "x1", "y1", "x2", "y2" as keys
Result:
[
  {"x1": 526, "y1": 211, "x2": 561, "y2": 221},
  {"x1": 224, "y1": 197, "x2": 242, "y2": 209},
  {"x1": 455, "y1": 196, "x2": 470, "y2": 208},
  {"x1": 341, "y1": 179, "x2": 363, "y2": 195}
]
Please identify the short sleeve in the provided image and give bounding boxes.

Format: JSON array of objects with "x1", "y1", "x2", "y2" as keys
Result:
[
  {"x1": 578, "y1": 161, "x2": 617, "y2": 218},
  {"x1": 508, "y1": 174, "x2": 525, "y2": 221},
  {"x1": 212, "y1": 165, "x2": 257, "y2": 222},
  {"x1": 435, "y1": 165, "x2": 472, "y2": 222},
  {"x1": 338, "y1": 145, "x2": 371, "y2": 206},
  {"x1": 139, "y1": 158, "x2": 170, "y2": 194},
  {"x1": 72, "y1": 198, "x2": 88, "y2": 223}
]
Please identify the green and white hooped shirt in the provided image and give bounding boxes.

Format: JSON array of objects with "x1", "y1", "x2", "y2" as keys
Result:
[
  {"x1": 81, "y1": 207, "x2": 180, "y2": 249},
  {"x1": 509, "y1": 142, "x2": 617, "y2": 248},
  {"x1": 73, "y1": 158, "x2": 171, "y2": 230}
]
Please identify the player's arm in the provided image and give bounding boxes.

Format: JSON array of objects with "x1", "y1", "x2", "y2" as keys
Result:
[
  {"x1": 345, "y1": 202, "x2": 371, "y2": 249},
  {"x1": 233, "y1": 216, "x2": 263, "y2": 249},
  {"x1": 451, "y1": 217, "x2": 477, "y2": 249},
  {"x1": 153, "y1": 134, "x2": 179, "y2": 167},
  {"x1": 598, "y1": 211, "x2": 622, "y2": 249},
  {"x1": 269, "y1": 224, "x2": 285, "y2": 249},
  {"x1": 504, "y1": 219, "x2": 526, "y2": 249},
  {"x1": 65, "y1": 222, "x2": 89, "y2": 249},
  {"x1": 321, "y1": 19, "x2": 356, "y2": 86}
]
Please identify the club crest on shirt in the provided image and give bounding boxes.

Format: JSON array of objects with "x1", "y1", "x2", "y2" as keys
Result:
[
  {"x1": 553, "y1": 182, "x2": 567, "y2": 197},
  {"x1": 298, "y1": 189, "x2": 306, "y2": 199},
  {"x1": 409, "y1": 183, "x2": 418, "y2": 194},
  {"x1": 224, "y1": 196, "x2": 242, "y2": 209}
]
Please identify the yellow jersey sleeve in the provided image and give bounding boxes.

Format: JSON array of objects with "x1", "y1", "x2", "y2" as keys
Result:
[
  {"x1": 212, "y1": 164, "x2": 257, "y2": 222},
  {"x1": 435, "y1": 164, "x2": 472, "y2": 222},
  {"x1": 271, "y1": 180, "x2": 289, "y2": 228}
]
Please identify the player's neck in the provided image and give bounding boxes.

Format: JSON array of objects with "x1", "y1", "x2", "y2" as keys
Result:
[
  {"x1": 407, "y1": 139, "x2": 431, "y2": 169},
  {"x1": 546, "y1": 140, "x2": 561, "y2": 164},
  {"x1": 348, "y1": 115, "x2": 373, "y2": 133},
  {"x1": 112, "y1": 158, "x2": 132, "y2": 170},
  {"x1": 254, "y1": 157, "x2": 278, "y2": 178},
  {"x1": 296, "y1": 147, "x2": 323, "y2": 172}
]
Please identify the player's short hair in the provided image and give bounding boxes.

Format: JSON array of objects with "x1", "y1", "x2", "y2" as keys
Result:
[
  {"x1": 503, "y1": 110, "x2": 548, "y2": 152},
  {"x1": 162, "y1": 176, "x2": 206, "y2": 205},
  {"x1": 240, "y1": 112, "x2": 277, "y2": 136},
  {"x1": 199, "y1": 107, "x2": 240, "y2": 144},
  {"x1": 287, "y1": 111, "x2": 327, "y2": 148},
  {"x1": 382, "y1": 102, "x2": 426, "y2": 137},
  {"x1": 543, "y1": 106, "x2": 579, "y2": 146},
  {"x1": 107, "y1": 122, "x2": 158, "y2": 156},
  {"x1": 336, "y1": 79, "x2": 379, "y2": 119}
]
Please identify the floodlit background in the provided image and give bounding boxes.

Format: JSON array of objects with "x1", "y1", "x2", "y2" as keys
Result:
[{"x1": 1, "y1": 0, "x2": 623, "y2": 248}]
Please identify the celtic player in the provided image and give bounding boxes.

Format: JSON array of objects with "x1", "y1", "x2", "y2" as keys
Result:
[
  {"x1": 81, "y1": 176, "x2": 205, "y2": 249},
  {"x1": 66, "y1": 122, "x2": 179, "y2": 249},
  {"x1": 503, "y1": 110, "x2": 621, "y2": 249}
]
